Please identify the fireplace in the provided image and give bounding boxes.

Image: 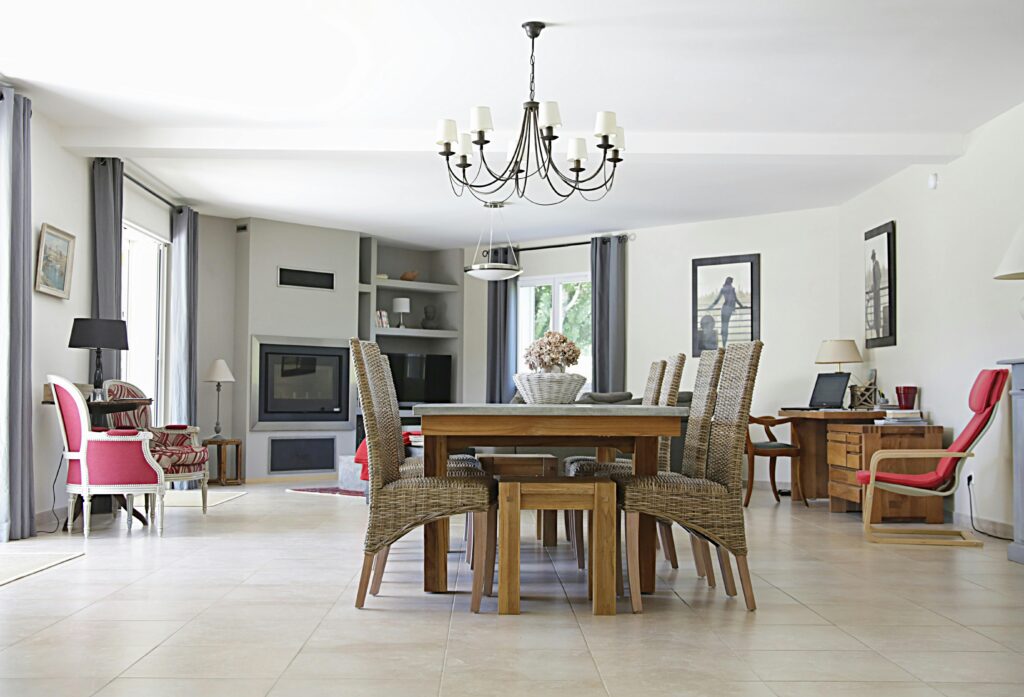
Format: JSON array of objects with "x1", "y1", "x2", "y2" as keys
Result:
[{"x1": 254, "y1": 340, "x2": 350, "y2": 425}]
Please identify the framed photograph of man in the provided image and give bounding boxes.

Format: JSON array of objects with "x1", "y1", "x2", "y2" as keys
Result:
[
  {"x1": 34, "y1": 224, "x2": 76, "y2": 300},
  {"x1": 864, "y1": 221, "x2": 896, "y2": 348},
  {"x1": 692, "y1": 254, "x2": 760, "y2": 357}
]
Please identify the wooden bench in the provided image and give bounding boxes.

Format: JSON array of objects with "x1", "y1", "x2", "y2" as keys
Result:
[
  {"x1": 498, "y1": 476, "x2": 616, "y2": 615},
  {"x1": 476, "y1": 453, "x2": 559, "y2": 546}
]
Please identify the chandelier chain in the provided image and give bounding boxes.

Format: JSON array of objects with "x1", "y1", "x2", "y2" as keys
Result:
[{"x1": 529, "y1": 38, "x2": 536, "y2": 101}]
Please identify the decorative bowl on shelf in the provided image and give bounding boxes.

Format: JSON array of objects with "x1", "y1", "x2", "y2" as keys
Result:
[
  {"x1": 513, "y1": 371, "x2": 586, "y2": 404},
  {"x1": 400, "y1": 270, "x2": 419, "y2": 281}
]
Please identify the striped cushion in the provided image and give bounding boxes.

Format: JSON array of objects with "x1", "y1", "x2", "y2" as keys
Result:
[{"x1": 152, "y1": 444, "x2": 209, "y2": 471}]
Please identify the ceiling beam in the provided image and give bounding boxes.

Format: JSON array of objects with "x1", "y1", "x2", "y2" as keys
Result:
[{"x1": 58, "y1": 126, "x2": 964, "y2": 161}]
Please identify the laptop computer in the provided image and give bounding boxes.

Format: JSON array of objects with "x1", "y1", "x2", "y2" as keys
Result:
[{"x1": 782, "y1": 372, "x2": 851, "y2": 410}]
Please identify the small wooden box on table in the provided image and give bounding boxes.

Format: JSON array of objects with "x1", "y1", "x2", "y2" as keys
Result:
[
  {"x1": 203, "y1": 438, "x2": 245, "y2": 486},
  {"x1": 498, "y1": 476, "x2": 616, "y2": 615},
  {"x1": 827, "y1": 423, "x2": 944, "y2": 523}
]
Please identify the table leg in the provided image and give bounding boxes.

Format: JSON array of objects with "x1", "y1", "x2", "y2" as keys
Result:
[
  {"x1": 423, "y1": 435, "x2": 449, "y2": 593},
  {"x1": 592, "y1": 481, "x2": 616, "y2": 615},
  {"x1": 217, "y1": 445, "x2": 226, "y2": 486},
  {"x1": 541, "y1": 510, "x2": 557, "y2": 547},
  {"x1": 633, "y1": 436, "x2": 659, "y2": 593},
  {"x1": 498, "y1": 482, "x2": 521, "y2": 615},
  {"x1": 793, "y1": 420, "x2": 827, "y2": 501}
]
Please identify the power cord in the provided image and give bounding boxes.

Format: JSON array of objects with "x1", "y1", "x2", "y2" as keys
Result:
[
  {"x1": 43, "y1": 456, "x2": 63, "y2": 534},
  {"x1": 966, "y1": 475, "x2": 1013, "y2": 541}
]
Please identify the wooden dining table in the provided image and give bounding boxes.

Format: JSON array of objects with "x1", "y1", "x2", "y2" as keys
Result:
[{"x1": 414, "y1": 403, "x2": 689, "y2": 595}]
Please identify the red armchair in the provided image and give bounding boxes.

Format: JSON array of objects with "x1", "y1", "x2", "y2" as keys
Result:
[
  {"x1": 49, "y1": 374, "x2": 166, "y2": 536},
  {"x1": 104, "y1": 379, "x2": 209, "y2": 512},
  {"x1": 857, "y1": 368, "x2": 1008, "y2": 547}
]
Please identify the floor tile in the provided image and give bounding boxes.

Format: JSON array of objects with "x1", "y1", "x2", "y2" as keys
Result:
[
  {"x1": 736, "y1": 650, "x2": 914, "y2": 682},
  {"x1": 92, "y1": 677, "x2": 275, "y2": 697},
  {"x1": 886, "y1": 651, "x2": 1024, "y2": 683}
]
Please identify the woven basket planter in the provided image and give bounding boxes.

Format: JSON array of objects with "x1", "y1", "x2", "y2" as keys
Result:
[{"x1": 514, "y1": 371, "x2": 587, "y2": 404}]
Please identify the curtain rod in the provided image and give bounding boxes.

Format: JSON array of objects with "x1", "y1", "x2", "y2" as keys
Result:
[
  {"x1": 124, "y1": 172, "x2": 177, "y2": 209},
  {"x1": 517, "y1": 234, "x2": 632, "y2": 253}
]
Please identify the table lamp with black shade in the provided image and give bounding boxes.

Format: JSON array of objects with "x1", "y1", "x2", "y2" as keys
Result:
[{"x1": 68, "y1": 318, "x2": 129, "y2": 394}]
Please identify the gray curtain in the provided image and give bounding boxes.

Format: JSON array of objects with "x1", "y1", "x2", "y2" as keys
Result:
[
  {"x1": 591, "y1": 236, "x2": 627, "y2": 392},
  {"x1": 90, "y1": 157, "x2": 124, "y2": 382},
  {"x1": 168, "y1": 206, "x2": 198, "y2": 425},
  {"x1": 1, "y1": 87, "x2": 35, "y2": 541},
  {"x1": 485, "y1": 247, "x2": 518, "y2": 404}
]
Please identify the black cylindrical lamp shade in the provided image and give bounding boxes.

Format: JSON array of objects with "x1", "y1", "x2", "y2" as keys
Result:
[{"x1": 68, "y1": 318, "x2": 129, "y2": 350}]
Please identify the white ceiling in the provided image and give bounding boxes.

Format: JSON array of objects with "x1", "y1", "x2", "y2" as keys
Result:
[{"x1": 4, "y1": 0, "x2": 1024, "y2": 246}]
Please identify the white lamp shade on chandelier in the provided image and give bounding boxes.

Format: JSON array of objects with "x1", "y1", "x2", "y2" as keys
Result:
[
  {"x1": 593, "y1": 111, "x2": 617, "y2": 137},
  {"x1": 567, "y1": 138, "x2": 588, "y2": 163},
  {"x1": 612, "y1": 126, "x2": 626, "y2": 151},
  {"x1": 469, "y1": 106, "x2": 493, "y2": 133},
  {"x1": 815, "y1": 340, "x2": 863, "y2": 366},
  {"x1": 435, "y1": 118, "x2": 458, "y2": 146},
  {"x1": 538, "y1": 101, "x2": 562, "y2": 128},
  {"x1": 203, "y1": 359, "x2": 235, "y2": 384}
]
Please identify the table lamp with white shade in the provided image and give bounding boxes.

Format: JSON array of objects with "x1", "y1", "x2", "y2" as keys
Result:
[
  {"x1": 994, "y1": 224, "x2": 1024, "y2": 318},
  {"x1": 815, "y1": 339, "x2": 863, "y2": 373},
  {"x1": 203, "y1": 359, "x2": 235, "y2": 438},
  {"x1": 392, "y1": 297, "x2": 410, "y2": 328}
]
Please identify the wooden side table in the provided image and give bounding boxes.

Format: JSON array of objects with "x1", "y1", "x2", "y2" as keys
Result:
[
  {"x1": 203, "y1": 438, "x2": 244, "y2": 486},
  {"x1": 476, "y1": 453, "x2": 559, "y2": 546}
]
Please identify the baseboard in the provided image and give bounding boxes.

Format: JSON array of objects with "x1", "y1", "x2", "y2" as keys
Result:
[
  {"x1": 244, "y1": 473, "x2": 337, "y2": 484},
  {"x1": 953, "y1": 511, "x2": 1013, "y2": 540}
]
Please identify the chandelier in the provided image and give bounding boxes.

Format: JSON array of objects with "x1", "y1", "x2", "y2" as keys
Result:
[{"x1": 436, "y1": 21, "x2": 624, "y2": 206}]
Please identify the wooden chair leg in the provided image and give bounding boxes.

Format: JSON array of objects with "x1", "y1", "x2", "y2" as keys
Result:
[
  {"x1": 587, "y1": 510, "x2": 594, "y2": 600},
  {"x1": 615, "y1": 509, "x2": 624, "y2": 597},
  {"x1": 700, "y1": 538, "x2": 716, "y2": 588},
  {"x1": 625, "y1": 512, "x2": 643, "y2": 613},
  {"x1": 689, "y1": 533, "x2": 706, "y2": 578},
  {"x1": 744, "y1": 450, "x2": 755, "y2": 507},
  {"x1": 792, "y1": 455, "x2": 809, "y2": 507},
  {"x1": 471, "y1": 508, "x2": 489, "y2": 613},
  {"x1": 355, "y1": 552, "x2": 374, "y2": 609},
  {"x1": 658, "y1": 521, "x2": 678, "y2": 569},
  {"x1": 536, "y1": 510, "x2": 542, "y2": 540},
  {"x1": 465, "y1": 513, "x2": 475, "y2": 568},
  {"x1": 370, "y1": 545, "x2": 390, "y2": 596},
  {"x1": 769, "y1": 457, "x2": 780, "y2": 502},
  {"x1": 563, "y1": 510, "x2": 572, "y2": 541},
  {"x1": 735, "y1": 554, "x2": 757, "y2": 611},
  {"x1": 573, "y1": 510, "x2": 586, "y2": 570},
  {"x1": 716, "y1": 546, "x2": 737, "y2": 596},
  {"x1": 484, "y1": 500, "x2": 497, "y2": 597}
]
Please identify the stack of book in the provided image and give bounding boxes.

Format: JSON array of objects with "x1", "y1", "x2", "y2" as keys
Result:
[
  {"x1": 407, "y1": 432, "x2": 424, "y2": 448},
  {"x1": 874, "y1": 409, "x2": 929, "y2": 426}
]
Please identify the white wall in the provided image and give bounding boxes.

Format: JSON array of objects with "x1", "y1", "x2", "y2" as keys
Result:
[
  {"x1": 837, "y1": 102, "x2": 1024, "y2": 533},
  {"x1": 233, "y1": 218, "x2": 361, "y2": 478},
  {"x1": 123, "y1": 184, "x2": 170, "y2": 241},
  {"x1": 30, "y1": 113, "x2": 92, "y2": 515},
  {"x1": 196, "y1": 215, "x2": 237, "y2": 440}
]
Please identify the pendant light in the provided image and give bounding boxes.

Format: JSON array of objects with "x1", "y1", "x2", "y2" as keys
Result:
[{"x1": 464, "y1": 202, "x2": 522, "y2": 281}]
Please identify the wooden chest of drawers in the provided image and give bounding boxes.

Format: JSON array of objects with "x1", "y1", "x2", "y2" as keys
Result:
[{"x1": 827, "y1": 423, "x2": 945, "y2": 524}]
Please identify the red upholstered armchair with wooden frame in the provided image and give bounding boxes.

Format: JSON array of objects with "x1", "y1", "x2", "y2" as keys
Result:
[
  {"x1": 49, "y1": 374, "x2": 166, "y2": 536},
  {"x1": 857, "y1": 368, "x2": 1008, "y2": 547},
  {"x1": 103, "y1": 379, "x2": 210, "y2": 513}
]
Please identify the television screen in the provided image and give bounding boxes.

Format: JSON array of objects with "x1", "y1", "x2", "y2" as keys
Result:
[{"x1": 386, "y1": 353, "x2": 453, "y2": 407}]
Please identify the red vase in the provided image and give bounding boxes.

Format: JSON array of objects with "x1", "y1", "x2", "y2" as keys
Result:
[{"x1": 895, "y1": 385, "x2": 918, "y2": 410}]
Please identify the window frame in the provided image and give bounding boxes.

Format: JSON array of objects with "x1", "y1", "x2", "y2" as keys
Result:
[
  {"x1": 516, "y1": 272, "x2": 592, "y2": 378},
  {"x1": 120, "y1": 220, "x2": 171, "y2": 423}
]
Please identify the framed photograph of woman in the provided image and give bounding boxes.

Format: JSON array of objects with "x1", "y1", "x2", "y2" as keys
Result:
[
  {"x1": 34, "y1": 224, "x2": 76, "y2": 299},
  {"x1": 864, "y1": 221, "x2": 896, "y2": 348},
  {"x1": 692, "y1": 254, "x2": 760, "y2": 356}
]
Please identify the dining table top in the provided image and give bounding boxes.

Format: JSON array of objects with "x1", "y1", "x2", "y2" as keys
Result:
[{"x1": 414, "y1": 403, "x2": 689, "y2": 417}]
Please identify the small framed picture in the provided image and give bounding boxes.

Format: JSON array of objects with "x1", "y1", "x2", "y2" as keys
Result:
[
  {"x1": 692, "y1": 254, "x2": 761, "y2": 356},
  {"x1": 34, "y1": 224, "x2": 76, "y2": 299},
  {"x1": 864, "y1": 221, "x2": 896, "y2": 348}
]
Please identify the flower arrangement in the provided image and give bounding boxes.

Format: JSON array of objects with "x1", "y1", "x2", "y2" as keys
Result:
[{"x1": 524, "y1": 331, "x2": 581, "y2": 372}]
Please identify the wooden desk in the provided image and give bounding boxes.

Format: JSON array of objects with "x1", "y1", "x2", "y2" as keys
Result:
[
  {"x1": 827, "y1": 423, "x2": 944, "y2": 522},
  {"x1": 778, "y1": 410, "x2": 885, "y2": 501},
  {"x1": 415, "y1": 403, "x2": 687, "y2": 595}
]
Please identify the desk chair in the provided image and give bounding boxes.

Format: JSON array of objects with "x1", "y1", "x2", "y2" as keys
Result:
[{"x1": 744, "y1": 416, "x2": 805, "y2": 507}]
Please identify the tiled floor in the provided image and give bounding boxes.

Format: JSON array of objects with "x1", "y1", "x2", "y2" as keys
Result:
[{"x1": 1, "y1": 483, "x2": 1023, "y2": 696}]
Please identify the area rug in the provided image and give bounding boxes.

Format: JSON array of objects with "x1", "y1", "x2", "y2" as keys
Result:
[
  {"x1": 163, "y1": 490, "x2": 247, "y2": 508},
  {"x1": 287, "y1": 486, "x2": 365, "y2": 497},
  {"x1": 0, "y1": 552, "x2": 84, "y2": 586}
]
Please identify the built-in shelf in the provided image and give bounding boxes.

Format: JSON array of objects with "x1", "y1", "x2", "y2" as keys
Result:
[
  {"x1": 358, "y1": 283, "x2": 372, "y2": 293},
  {"x1": 375, "y1": 327, "x2": 459, "y2": 339},
  {"x1": 376, "y1": 278, "x2": 460, "y2": 294}
]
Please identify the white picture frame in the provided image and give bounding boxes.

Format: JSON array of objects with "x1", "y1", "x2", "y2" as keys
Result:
[{"x1": 34, "y1": 223, "x2": 76, "y2": 299}]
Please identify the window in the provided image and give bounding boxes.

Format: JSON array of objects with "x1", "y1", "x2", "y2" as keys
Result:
[
  {"x1": 517, "y1": 274, "x2": 593, "y2": 383},
  {"x1": 120, "y1": 222, "x2": 169, "y2": 422}
]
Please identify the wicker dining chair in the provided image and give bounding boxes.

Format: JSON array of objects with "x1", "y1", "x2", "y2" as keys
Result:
[
  {"x1": 621, "y1": 341, "x2": 763, "y2": 612},
  {"x1": 566, "y1": 357, "x2": 684, "y2": 569},
  {"x1": 350, "y1": 339, "x2": 496, "y2": 611}
]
